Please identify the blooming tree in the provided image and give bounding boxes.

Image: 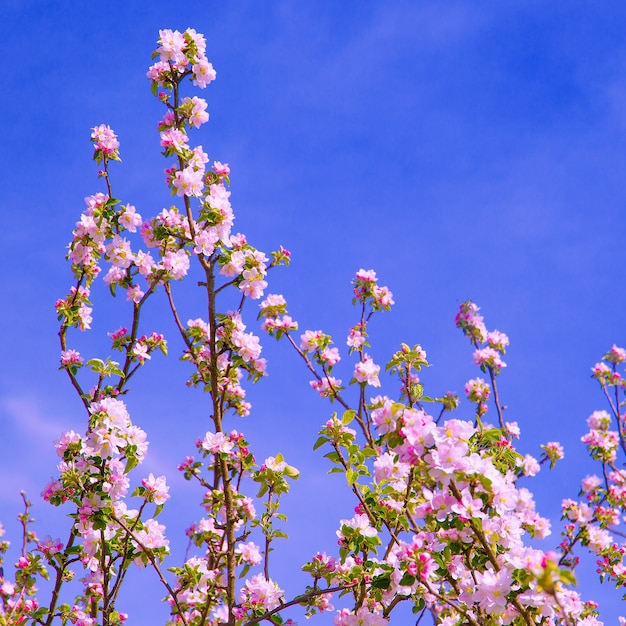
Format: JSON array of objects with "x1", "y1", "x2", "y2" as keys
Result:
[{"x1": 0, "y1": 26, "x2": 625, "y2": 626}]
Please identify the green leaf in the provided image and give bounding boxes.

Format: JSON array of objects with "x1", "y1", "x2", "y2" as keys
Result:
[
  {"x1": 342, "y1": 409, "x2": 356, "y2": 425},
  {"x1": 371, "y1": 573, "x2": 391, "y2": 589},
  {"x1": 125, "y1": 455, "x2": 139, "y2": 474},
  {"x1": 346, "y1": 469, "x2": 357, "y2": 485},
  {"x1": 324, "y1": 451, "x2": 342, "y2": 465},
  {"x1": 313, "y1": 436, "x2": 329, "y2": 450}
]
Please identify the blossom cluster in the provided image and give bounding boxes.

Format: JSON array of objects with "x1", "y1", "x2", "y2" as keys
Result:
[
  {"x1": 556, "y1": 347, "x2": 626, "y2": 604},
  {"x1": 261, "y1": 286, "x2": 603, "y2": 623},
  {"x1": 2, "y1": 24, "x2": 624, "y2": 626}
]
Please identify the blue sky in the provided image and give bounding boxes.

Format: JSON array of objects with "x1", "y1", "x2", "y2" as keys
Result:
[{"x1": 2, "y1": 1, "x2": 626, "y2": 622}]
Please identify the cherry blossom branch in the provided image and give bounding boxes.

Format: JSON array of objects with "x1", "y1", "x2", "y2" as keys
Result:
[{"x1": 111, "y1": 514, "x2": 189, "y2": 626}]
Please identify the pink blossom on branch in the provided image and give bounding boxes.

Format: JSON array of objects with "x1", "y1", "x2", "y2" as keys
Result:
[
  {"x1": 353, "y1": 354, "x2": 381, "y2": 387},
  {"x1": 238, "y1": 574, "x2": 283, "y2": 611},
  {"x1": 91, "y1": 124, "x2": 120, "y2": 161},
  {"x1": 39, "y1": 25, "x2": 622, "y2": 626}
]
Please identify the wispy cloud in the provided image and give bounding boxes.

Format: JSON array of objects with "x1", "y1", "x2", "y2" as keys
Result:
[
  {"x1": 2, "y1": 396, "x2": 66, "y2": 450},
  {"x1": 0, "y1": 470, "x2": 40, "y2": 506}
]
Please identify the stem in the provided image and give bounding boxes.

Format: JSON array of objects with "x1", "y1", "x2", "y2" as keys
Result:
[
  {"x1": 487, "y1": 365, "x2": 505, "y2": 429},
  {"x1": 243, "y1": 584, "x2": 356, "y2": 626},
  {"x1": 43, "y1": 528, "x2": 77, "y2": 626},
  {"x1": 111, "y1": 514, "x2": 189, "y2": 626},
  {"x1": 115, "y1": 283, "x2": 157, "y2": 392},
  {"x1": 283, "y1": 332, "x2": 352, "y2": 412}
]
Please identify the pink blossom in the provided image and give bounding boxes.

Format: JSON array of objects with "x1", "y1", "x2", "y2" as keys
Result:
[
  {"x1": 132, "y1": 342, "x2": 151, "y2": 363},
  {"x1": 15, "y1": 556, "x2": 30, "y2": 569},
  {"x1": 473, "y1": 346, "x2": 507, "y2": 372},
  {"x1": 126, "y1": 285, "x2": 144, "y2": 304},
  {"x1": 239, "y1": 269, "x2": 267, "y2": 299},
  {"x1": 373, "y1": 452, "x2": 410, "y2": 482},
  {"x1": 146, "y1": 60, "x2": 170, "y2": 85},
  {"x1": 586, "y1": 525, "x2": 613, "y2": 554},
  {"x1": 232, "y1": 330, "x2": 262, "y2": 362},
  {"x1": 581, "y1": 474, "x2": 602, "y2": 493},
  {"x1": 310, "y1": 376, "x2": 342, "y2": 398},
  {"x1": 160, "y1": 128, "x2": 189, "y2": 152},
  {"x1": 300, "y1": 329, "x2": 325, "y2": 352},
  {"x1": 141, "y1": 473, "x2": 170, "y2": 505},
  {"x1": 103, "y1": 266, "x2": 126, "y2": 286},
  {"x1": 220, "y1": 250, "x2": 246, "y2": 277},
  {"x1": 106, "y1": 235, "x2": 134, "y2": 268},
  {"x1": 334, "y1": 607, "x2": 388, "y2": 626},
  {"x1": 156, "y1": 29, "x2": 186, "y2": 63},
  {"x1": 119, "y1": 204, "x2": 142, "y2": 232},
  {"x1": 238, "y1": 574, "x2": 283, "y2": 611},
  {"x1": 162, "y1": 249, "x2": 190, "y2": 280},
  {"x1": 78, "y1": 303, "x2": 93, "y2": 331},
  {"x1": 451, "y1": 488, "x2": 486, "y2": 521},
  {"x1": 587, "y1": 410, "x2": 611, "y2": 430},
  {"x1": 91, "y1": 124, "x2": 119, "y2": 155},
  {"x1": 61, "y1": 349, "x2": 83, "y2": 366},
  {"x1": 371, "y1": 398, "x2": 398, "y2": 435},
  {"x1": 55, "y1": 430, "x2": 82, "y2": 457},
  {"x1": 261, "y1": 456, "x2": 288, "y2": 472},
  {"x1": 542, "y1": 441, "x2": 564, "y2": 462},
  {"x1": 193, "y1": 227, "x2": 219, "y2": 256},
  {"x1": 0, "y1": 581, "x2": 15, "y2": 596},
  {"x1": 473, "y1": 567, "x2": 514, "y2": 613},
  {"x1": 372, "y1": 285, "x2": 394, "y2": 309},
  {"x1": 347, "y1": 325, "x2": 366, "y2": 348},
  {"x1": 202, "y1": 431, "x2": 235, "y2": 455},
  {"x1": 172, "y1": 166, "x2": 204, "y2": 197},
  {"x1": 455, "y1": 301, "x2": 487, "y2": 342},
  {"x1": 505, "y1": 421, "x2": 520, "y2": 438},
  {"x1": 522, "y1": 454, "x2": 540, "y2": 477},
  {"x1": 465, "y1": 377, "x2": 490, "y2": 402},
  {"x1": 134, "y1": 518, "x2": 169, "y2": 551},
  {"x1": 592, "y1": 361, "x2": 611, "y2": 379},
  {"x1": 355, "y1": 268, "x2": 377, "y2": 282},
  {"x1": 192, "y1": 59, "x2": 217, "y2": 88},
  {"x1": 263, "y1": 314, "x2": 298, "y2": 334},
  {"x1": 87, "y1": 426, "x2": 124, "y2": 459},
  {"x1": 321, "y1": 346, "x2": 341, "y2": 366},
  {"x1": 606, "y1": 344, "x2": 626, "y2": 363},
  {"x1": 486, "y1": 329, "x2": 510, "y2": 352},
  {"x1": 213, "y1": 161, "x2": 230, "y2": 176},
  {"x1": 37, "y1": 535, "x2": 63, "y2": 558},
  {"x1": 438, "y1": 418, "x2": 475, "y2": 442},
  {"x1": 236, "y1": 541, "x2": 262, "y2": 566},
  {"x1": 188, "y1": 145, "x2": 209, "y2": 169},
  {"x1": 187, "y1": 96, "x2": 209, "y2": 128},
  {"x1": 354, "y1": 354, "x2": 381, "y2": 387},
  {"x1": 400, "y1": 410, "x2": 437, "y2": 455},
  {"x1": 338, "y1": 514, "x2": 377, "y2": 539}
]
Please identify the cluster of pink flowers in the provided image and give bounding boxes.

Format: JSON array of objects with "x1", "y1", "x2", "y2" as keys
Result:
[
  {"x1": 291, "y1": 298, "x2": 607, "y2": 624},
  {"x1": 7, "y1": 24, "x2": 626, "y2": 626},
  {"x1": 91, "y1": 124, "x2": 120, "y2": 161},
  {"x1": 148, "y1": 28, "x2": 216, "y2": 89},
  {"x1": 352, "y1": 268, "x2": 394, "y2": 311},
  {"x1": 555, "y1": 346, "x2": 626, "y2": 602},
  {"x1": 465, "y1": 377, "x2": 490, "y2": 403},
  {"x1": 238, "y1": 574, "x2": 284, "y2": 611},
  {"x1": 353, "y1": 354, "x2": 381, "y2": 387}
]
